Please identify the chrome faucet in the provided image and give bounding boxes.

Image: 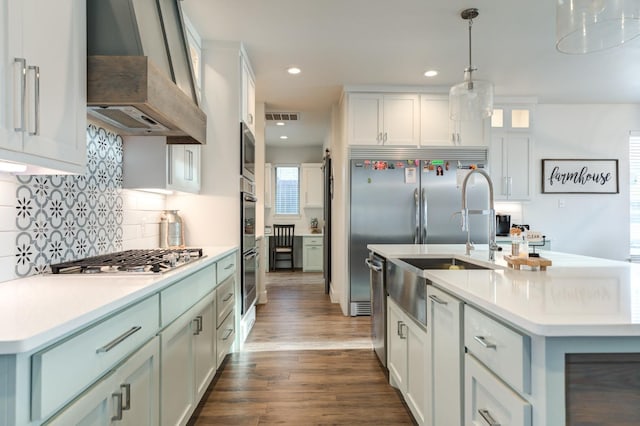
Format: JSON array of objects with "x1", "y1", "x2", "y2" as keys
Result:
[{"x1": 461, "y1": 168, "x2": 500, "y2": 261}]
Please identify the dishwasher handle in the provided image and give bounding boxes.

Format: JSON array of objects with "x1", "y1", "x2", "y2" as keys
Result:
[{"x1": 365, "y1": 258, "x2": 383, "y2": 272}]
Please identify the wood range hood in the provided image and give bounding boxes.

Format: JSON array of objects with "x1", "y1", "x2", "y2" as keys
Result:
[{"x1": 87, "y1": 55, "x2": 206, "y2": 145}]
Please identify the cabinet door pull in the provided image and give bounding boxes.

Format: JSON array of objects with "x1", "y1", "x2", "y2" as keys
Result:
[
  {"x1": 502, "y1": 177, "x2": 508, "y2": 196},
  {"x1": 473, "y1": 335, "x2": 497, "y2": 350},
  {"x1": 224, "y1": 263, "x2": 234, "y2": 270},
  {"x1": 399, "y1": 322, "x2": 408, "y2": 339},
  {"x1": 13, "y1": 58, "x2": 26, "y2": 131},
  {"x1": 111, "y1": 392, "x2": 124, "y2": 421},
  {"x1": 478, "y1": 408, "x2": 501, "y2": 426},
  {"x1": 507, "y1": 176, "x2": 513, "y2": 196},
  {"x1": 121, "y1": 383, "x2": 131, "y2": 411},
  {"x1": 378, "y1": 132, "x2": 383, "y2": 143},
  {"x1": 429, "y1": 294, "x2": 448, "y2": 305},
  {"x1": 27, "y1": 65, "x2": 40, "y2": 135},
  {"x1": 222, "y1": 292, "x2": 234, "y2": 302},
  {"x1": 222, "y1": 328, "x2": 233, "y2": 340},
  {"x1": 193, "y1": 316, "x2": 203, "y2": 335},
  {"x1": 96, "y1": 326, "x2": 142, "y2": 353},
  {"x1": 364, "y1": 258, "x2": 382, "y2": 272},
  {"x1": 397, "y1": 320, "x2": 403, "y2": 336}
]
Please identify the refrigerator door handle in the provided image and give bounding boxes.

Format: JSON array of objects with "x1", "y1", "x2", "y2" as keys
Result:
[
  {"x1": 422, "y1": 188, "x2": 427, "y2": 244},
  {"x1": 414, "y1": 188, "x2": 419, "y2": 244}
]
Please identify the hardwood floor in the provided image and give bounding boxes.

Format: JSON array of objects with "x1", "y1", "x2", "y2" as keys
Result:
[{"x1": 190, "y1": 271, "x2": 415, "y2": 425}]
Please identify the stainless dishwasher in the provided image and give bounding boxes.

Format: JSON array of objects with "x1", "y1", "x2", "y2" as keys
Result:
[{"x1": 366, "y1": 253, "x2": 386, "y2": 367}]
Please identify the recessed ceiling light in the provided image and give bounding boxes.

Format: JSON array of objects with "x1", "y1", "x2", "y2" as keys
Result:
[
  {"x1": 287, "y1": 67, "x2": 301, "y2": 75},
  {"x1": 424, "y1": 70, "x2": 438, "y2": 77},
  {"x1": 280, "y1": 135, "x2": 288, "y2": 140},
  {"x1": 276, "y1": 121, "x2": 285, "y2": 126}
]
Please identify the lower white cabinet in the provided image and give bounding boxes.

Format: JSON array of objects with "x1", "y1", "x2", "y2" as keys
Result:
[
  {"x1": 465, "y1": 353, "x2": 532, "y2": 426},
  {"x1": 160, "y1": 292, "x2": 215, "y2": 426},
  {"x1": 387, "y1": 297, "x2": 427, "y2": 425},
  {"x1": 302, "y1": 236, "x2": 323, "y2": 272},
  {"x1": 426, "y1": 285, "x2": 463, "y2": 426},
  {"x1": 45, "y1": 336, "x2": 160, "y2": 426}
]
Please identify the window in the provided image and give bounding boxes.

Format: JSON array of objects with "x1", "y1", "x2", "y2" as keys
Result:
[
  {"x1": 275, "y1": 166, "x2": 300, "y2": 215},
  {"x1": 631, "y1": 133, "x2": 640, "y2": 262}
]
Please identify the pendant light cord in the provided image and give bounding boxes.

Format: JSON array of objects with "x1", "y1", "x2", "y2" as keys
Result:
[{"x1": 467, "y1": 17, "x2": 475, "y2": 90}]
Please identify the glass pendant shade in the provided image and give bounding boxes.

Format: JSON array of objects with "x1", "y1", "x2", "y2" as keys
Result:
[
  {"x1": 556, "y1": 0, "x2": 640, "y2": 54},
  {"x1": 449, "y1": 71, "x2": 494, "y2": 121}
]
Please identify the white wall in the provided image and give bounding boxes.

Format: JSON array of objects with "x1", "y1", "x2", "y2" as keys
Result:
[
  {"x1": 526, "y1": 104, "x2": 639, "y2": 260},
  {"x1": 166, "y1": 41, "x2": 242, "y2": 248}
]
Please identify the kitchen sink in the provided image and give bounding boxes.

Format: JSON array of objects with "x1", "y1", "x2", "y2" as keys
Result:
[{"x1": 398, "y1": 257, "x2": 490, "y2": 270}]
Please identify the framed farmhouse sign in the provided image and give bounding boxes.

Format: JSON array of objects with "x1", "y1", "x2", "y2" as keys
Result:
[{"x1": 541, "y1": 159, "x2": 619, "y2": 194}]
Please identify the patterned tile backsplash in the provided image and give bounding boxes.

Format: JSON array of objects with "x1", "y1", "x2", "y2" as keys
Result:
[{"x1": 14, "y1": 125, "x2": 125, "y2": 277}]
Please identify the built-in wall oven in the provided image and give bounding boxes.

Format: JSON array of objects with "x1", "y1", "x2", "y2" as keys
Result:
[
  {"x1": 241, "y1": 178, "x2": 258, "y2": 314},
  {"x1": 241, "y1": 122, "x2": 255, "y2": 182}
]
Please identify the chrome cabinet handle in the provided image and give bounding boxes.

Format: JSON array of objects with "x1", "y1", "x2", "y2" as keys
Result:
[
  {"x1": 377, "y1": 132, "x2": 383, "y2": 143},
  {"x1": 399, "y1": 322, "x2": 408, "y2": 339},
  {"x1": 474, "y1": 335, "x2": 497, "y2": 350},
  {"x1": 96, "y1": 326, "x2": 142, "y2": 353},
  {"x1": 185, "y1": 149, "x2": 194, "y2": 181},
  {"x1": 429, "y1": 294, "x2": 448, "y2": 305},
  {"x1": 193, "y1": 316, "x2": 203, "y2": 335},
  {"x1": 224, "y1": 264, "x2": 234, "y2": 270},
  {"x1": 502, "y1": 177, "x2": 508, "y2": 196},
  {"x1": 222, "y1": 328, "x2": 233, "y2": 340},
  {"x1": 248, "y1": 113, "x2": 253, "y2": 124},
  {"x1": 478, "y1": 408, "x2": 501, "y2": 426},
  {"x1": 27, "y1": 65, "x2": 40, "y2": 135},
  {"x1": 507, "y1": 176, "x2": 513, "y2": 196},
  {"x1": 167, "y1": 146, "x2": 173, "y2": 185},
  {"x1": 364, "y1": 258, "x2": 382, "y2": 272},
  {"x1": 13, "y1": 58, "x2": 26, "y2": 131},
  {"x1": 383, "y1": 132, "x2": 388, "y2": 143},
  {"x1": 111, "y1": 392, "x2": 124, "y2": 421},
  {"x1": 397, "y1": 320, "x2": 403, "y2": 336},
  {"x1": 222, "y1": 292, "x2": 233, "y2": 302},
  {"x1": 121, "y1": 383, "x2": 131, "y2": 411}
]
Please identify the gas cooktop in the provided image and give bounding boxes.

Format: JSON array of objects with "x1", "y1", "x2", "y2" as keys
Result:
[{"x1": 50, "y1": 248, "x2": 204, "y2": 274}]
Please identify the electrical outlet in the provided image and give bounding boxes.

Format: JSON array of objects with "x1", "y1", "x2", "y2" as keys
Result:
[{"x1": 558, "y1": 199, "x2": 566, "y2": 208}]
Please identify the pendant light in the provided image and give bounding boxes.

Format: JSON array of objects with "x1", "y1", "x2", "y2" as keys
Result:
[
  {"x1": 556, "y1": 0, "x2": 640, "y2": 54},
  {"x1": 449, "y1": 8, "x2": 494, "y2": 121}
]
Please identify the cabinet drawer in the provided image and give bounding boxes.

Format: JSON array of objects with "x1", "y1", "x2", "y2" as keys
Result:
[
  {"x1": 161, "y1": 265, "x2": 216, "y2": 326},
  {"x1": 217, "y1": 253, "x2": 236, "y2": 283},
  {"x1": 31, "y1": 295, "x2": 160, "y2": 420},
  {"x1": 464, "y1": 305, "x2": 531, "y2": 394},
  {"x1": 304, "y1": 237, "x2": 323, "y2": 246},
  {"x1": 216, "y1": 275, "x2": 235, "y2": 328},
  {"x1": 216, "y1": 310, "x2": 235, "y2": 368},
  {"x1": 465, "y1": 354, "x2": 531, "y2": 426}
]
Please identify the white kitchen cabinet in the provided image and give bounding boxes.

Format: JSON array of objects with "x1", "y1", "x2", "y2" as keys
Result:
[
  {"x1": 426, "y1": 285, "x2": 463, "y2": 426},
  {"x1": 419, "y1": 95, "x2": 450, "y2": 146},
  {"x1": 264, "y1": 163, "x2": 273, "y2": 208},
  {"x1": 123, "y1": 136, "x2": 201, "y2": 194},
  {"x1": 490, "y1": 132, "x2": 532, "y2": 200},
  {"x1": 45, "y1": 336, "x2": 160, "y2": 426},
  {"x1": 450, "y1": 118, "x2": 489, "y2": 146},
  {"x1": 387, "y1": 297, "x2": 427, "y2": 425},
  {"x1": 465, "y1": 353, "x2": 532, "y2": 426},
  {"x1": 160, "y1": 292, "x2": 215, "y2": 426},
  {"x1": 215, "y1": 253, "x2": 237, "y2": 368},
  {"x1": 241, "y1": 52, "x2": 256, "y2": 135},
  {"x1": 347, "y1": 93, "x2": 420, "y2": 146},
  {"x1": 301, "y1": 163, "x2": 323, "y2": 208},
  {"x1": 302, "y1": 236, "x2": 323, "y2": 272},
  {"x1": 0, "y1": 0, "x2": 86, "y2": 174}
]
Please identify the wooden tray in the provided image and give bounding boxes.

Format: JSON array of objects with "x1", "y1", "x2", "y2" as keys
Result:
[{"x1": 503, "y1": 255, "x2": 552, "y2": 271}]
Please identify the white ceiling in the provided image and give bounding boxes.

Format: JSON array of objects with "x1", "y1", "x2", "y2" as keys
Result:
[{"x1": 181, "y1": 0, "x2": 640, "y2": 148}]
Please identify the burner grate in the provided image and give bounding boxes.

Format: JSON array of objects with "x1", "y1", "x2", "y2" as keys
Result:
[{"x1": 50, "y1": 248, "x2": 204, "y2": 274}]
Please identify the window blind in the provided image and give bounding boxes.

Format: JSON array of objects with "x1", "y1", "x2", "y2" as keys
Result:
[
  {"x1": 631, "y1": 133, "x2": 640, "y2": 262},
  {"x1": 275, "y1": 166, "x2": 299, "y2": 215}
]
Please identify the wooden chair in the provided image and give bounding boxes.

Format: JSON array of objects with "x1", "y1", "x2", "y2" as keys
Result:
[{"x1": 271, "y1": 224, "x2": 295, "y2": 271}]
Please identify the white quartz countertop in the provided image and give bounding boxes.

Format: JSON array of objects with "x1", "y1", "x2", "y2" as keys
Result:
[
  {"x1": 368, "y1": 244, "x2": 640, "y2": 337},
  {"x1": 0, "y1": 246, "x2": 237, "y2": 354}
]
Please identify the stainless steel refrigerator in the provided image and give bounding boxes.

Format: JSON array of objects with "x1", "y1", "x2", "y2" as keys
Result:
[{"x1": 349, "y1": 148, "x2": 489, "y2": 316}]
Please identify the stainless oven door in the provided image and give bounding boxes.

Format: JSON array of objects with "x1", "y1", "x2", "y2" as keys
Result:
[
  {"x1": 242, "y1": 249, "x2": 258, "y2": 314},
  {"x1": 241, "y1": 191, "x2": 257, "y2": 252},
  {"x1": 241, "y1": 122, "x2": 255, "y2": 182}
]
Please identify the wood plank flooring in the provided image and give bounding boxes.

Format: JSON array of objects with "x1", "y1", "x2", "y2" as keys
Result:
[{"x1": 189, "y1": 271, "x2": 415, "y2": 425}]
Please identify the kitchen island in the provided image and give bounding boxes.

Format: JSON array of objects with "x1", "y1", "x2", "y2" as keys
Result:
[
  {"x1": 0, "y1": 246, "x2": 238, "y2": 425},
  {"x1": 369, "y1": 244, "x2": 640, "y2": 426}
]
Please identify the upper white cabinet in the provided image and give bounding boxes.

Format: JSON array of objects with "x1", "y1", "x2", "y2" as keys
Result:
[
  {"x1": 241, "y1": 52, "x2": 256, "y2": 135},
  {"x1": 347, "y1": 93, "x2": 420, "y2": 146},
  {"x1": 0, "y1": 0, "x2": 86, "y2": 174},
  {"x1": 419, "y1": 95, "x2": 450, "y2": 146},
  {"x1": 451, "y1": 118, "x2": 489, "y2": 146},
  {"x1": 301, "y1": 163, "x2": 323, "y2": 208},
  {"x1": 489, "y1": 105, "x2": 534, "y2": 200},
  {"x1": 123, "y1": 136, "x2": 201, "y2": 194}
]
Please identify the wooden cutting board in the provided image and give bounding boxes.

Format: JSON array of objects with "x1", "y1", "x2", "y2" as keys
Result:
[{"x1": 503, "y1": 255, "x2": 552, "y2": 271}]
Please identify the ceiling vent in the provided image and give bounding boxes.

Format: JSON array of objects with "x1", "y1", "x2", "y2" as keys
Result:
[{"x1": 265, "y1": 112, "x2": 300, "y2": 121}]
